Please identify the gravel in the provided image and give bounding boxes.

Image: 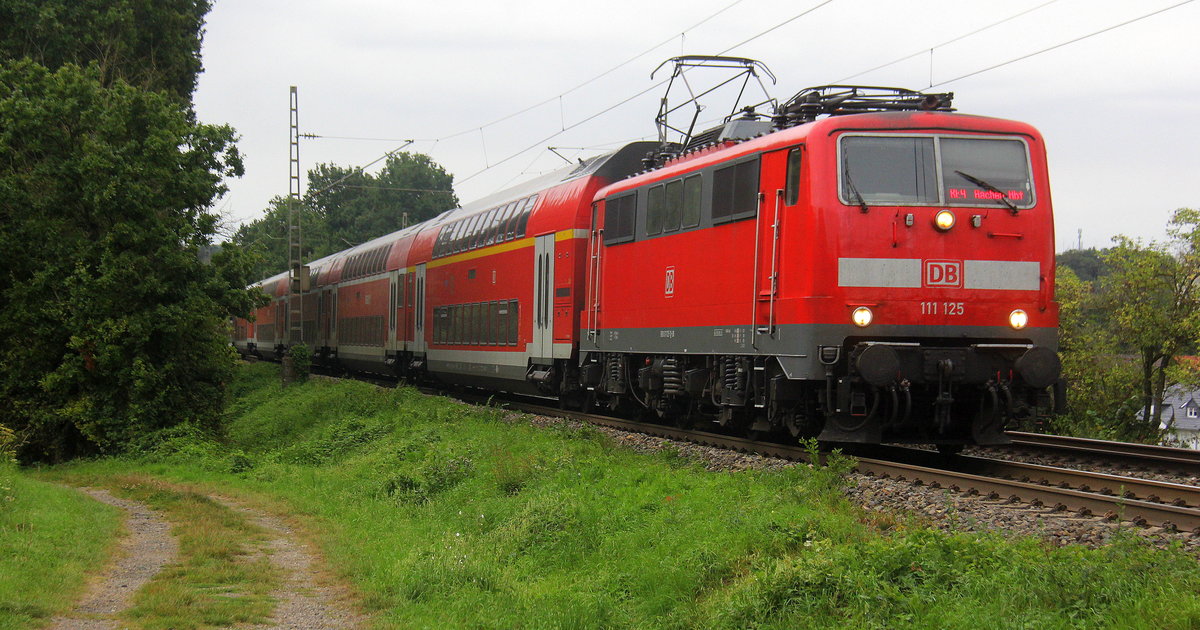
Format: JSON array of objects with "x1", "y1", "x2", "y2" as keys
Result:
[{"x1": 47, "y1": 488, "x2": 179, "y2": 630}]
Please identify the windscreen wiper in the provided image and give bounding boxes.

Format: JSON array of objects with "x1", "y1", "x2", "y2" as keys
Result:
[
  {"x1": 954, "y1": 170, "x2": 1017, "y2": 214},
  {"x1": 844, "y1": 169, "x2": 870, "y2": 214}
]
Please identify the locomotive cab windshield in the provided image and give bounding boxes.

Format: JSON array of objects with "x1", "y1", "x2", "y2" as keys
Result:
[{"x1": 839, "y1": 134, "x2": 1035, "y2": 209}]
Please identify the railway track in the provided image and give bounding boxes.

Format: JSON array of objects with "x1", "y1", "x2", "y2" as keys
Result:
[
  {"x1": 491, "y1": 399, "x2": 1200, "y2": 534},
  {"x1": 335, "y1": 374, "x2": 1200, "y2": 534},
  {"x1": 1006, "y1": 431, "x2": 1200, "y2": 477}
]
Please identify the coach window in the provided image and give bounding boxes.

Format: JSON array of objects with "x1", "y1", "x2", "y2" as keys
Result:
[
  {"x1": 785, "y1": 147, "x2": 803, "y2": 206},
  {"x1": 496, "y1": 201, "x2": 518, "y2": 242},
  {"x1": 484, "y1": 206, "x2": 504, "y2": 245},
  {"x1": 502, "y1": 199, "x2": 523, "y2": 240},
  {"x1": 495, "y1": 301, "x2": 508, "y2": 346},
  {"x1": 681, "y1": 175, "x2": 702, "y2": 228},
  {"x1": 663, "y1": 179, "x2": 683, "y2": 232},
  {"x1": 472, "y1": 301, "x2": 482, "y2": 343},
  {"x1": 515, "y1": 200, "x2": 534, "y2": 238},
  {"x1": 477, "y1": 208, "x2": 495, "y2": 248},
  {"x1": 508, "y1": 299, "x2": 520, "y2": 345},
  {"x1": 646, "y1": 185, "x2": 665, "y2": 235}
]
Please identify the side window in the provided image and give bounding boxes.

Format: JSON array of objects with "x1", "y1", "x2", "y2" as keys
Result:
[
  {"x1": 515, "y1": 199, "x2": 534, "y2": 238},
  {"x1": 712, "y1": 157, "x2": 760, "y2": 223},
  {"x1": 663, "y1": 179, "x2": 683, "y2": 232},
  {"x1": 646, "y1": 185, "x2": 664, "y2": 236},
  {"x1": 682, "y1": 175, "x2": 702, "y2": 227},
  {"x1": 785, "y1": 147, "x2": 803, "y2": 206},
  {"x1": 603, "y1": 193, "x2": 637, "y2": 245},
  {"x1": 508, "y1": 299, "x2": 519, "y2": 345},
  {"x1": 495, "y1": 300, "x2": 509, "y2": 346}
]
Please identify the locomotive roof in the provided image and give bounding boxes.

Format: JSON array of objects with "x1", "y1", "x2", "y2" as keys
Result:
[{"x1": 599, "y1": 110, "x2": 1042, "y2": 198}]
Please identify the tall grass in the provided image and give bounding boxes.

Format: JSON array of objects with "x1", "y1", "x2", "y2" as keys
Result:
[{"x1": 47, "y1": 363, "x2": 1200, "y2": 628}]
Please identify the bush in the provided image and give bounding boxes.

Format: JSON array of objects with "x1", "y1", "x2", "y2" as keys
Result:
[{"x1": 288, "y1": 343, "x2": 312, "y2": 382}]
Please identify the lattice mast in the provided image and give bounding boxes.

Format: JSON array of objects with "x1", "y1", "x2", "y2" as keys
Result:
[{"x1": 287, "y1": 86, "x2": 304, "y2": 345}]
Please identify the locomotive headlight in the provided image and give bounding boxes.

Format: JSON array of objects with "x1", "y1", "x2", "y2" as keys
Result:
[
  {"x1": 934, "y1": 210, "x2": 956, "y2": 231},
  {"x1": 1009, "y1": 309, "x2": 1029, "y2": 330},
  {"x1": 852, "y1": 306, "x2": 873, "y2": 328}
]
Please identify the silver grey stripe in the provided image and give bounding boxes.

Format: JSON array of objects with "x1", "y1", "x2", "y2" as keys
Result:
[
  {"x1": 838, "y1": 258, "x2": 921, "y2": 288},
  {"x1": 837, "y1": 258, "x2": 1040, "y2": 291},
  {"x1": 964, "y1": 260, "x2": 1040, "y2": 291}
]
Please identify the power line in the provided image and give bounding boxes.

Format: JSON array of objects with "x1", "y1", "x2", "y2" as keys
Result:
[
  {"x1": 456, "y1": 0, "x2": 839, "y2": 185},
  {"x1": 933, "y1": 0, "x2": 1195, "y2": 87},
  {"x1": 337, "y1": 185, "x2": 455, "y2": 193},
  {"x1": 435, "y1": 0, "x2": 747, "y2": 142},
  {"x1": 830, "y1": 0, "x2": 1062, "y2": 84},
  {"x1": 718, "y1": 0, "x2": 836, "y2": 55}
]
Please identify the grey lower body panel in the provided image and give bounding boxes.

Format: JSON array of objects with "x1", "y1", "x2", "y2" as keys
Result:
[{"x1": 582, "y1": 323, "x2": 1057, "y2": 380}]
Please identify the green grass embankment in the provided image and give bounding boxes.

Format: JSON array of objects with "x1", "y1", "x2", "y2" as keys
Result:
[
  {"x1": 0, "y1": 463, "x2": 122, "y2": 627},
  {"x1": 36, "y1": 363, "x2": 1200, "y2": 628}
]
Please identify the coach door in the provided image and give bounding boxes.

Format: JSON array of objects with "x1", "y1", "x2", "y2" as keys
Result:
[
  {"x1": 320, "y1": 287, "x2": 333, "y2": 347},
  {"x1": 413, "y1": 264, "x2": 427, "y2": 354},
  {"x1": 388, "y1": 269, "x2": 400, "y2": 353},
  {"x1": 532, "y1": 233, "x2": 555, "y2": 361}
]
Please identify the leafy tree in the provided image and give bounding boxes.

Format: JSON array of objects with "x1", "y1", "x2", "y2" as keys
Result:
[
  {"x1": 0, "y1": 59, "x2": 253, "y2": 461},
  {"x1": 234, "y1": 153, "x2": 458, "y2": 277},
  {"x1": 1097, "y1": 208, "x2": 1200, "y2": 440},
  {"x1": 1051, "y1": 266, "x2": 1141, "y2": 440},
  {"x1": 0, "y1": 0, "x2": 209, "y2": 99},
  {"x1": 1056, "y1": 247, "x2": 1109, "y2": 284}
]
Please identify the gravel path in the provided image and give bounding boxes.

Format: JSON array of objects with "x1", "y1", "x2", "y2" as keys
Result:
[
  {"x1": 46, "y1": 488, "x2": 179, "y2": 630},
  {"x1": 216, "y1": 497, "x2": 366, "y2": 630}
]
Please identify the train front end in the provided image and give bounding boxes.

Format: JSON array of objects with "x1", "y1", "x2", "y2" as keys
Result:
[{"x1": 803, "y1": 109, "x2": 1062, "y2": 446}]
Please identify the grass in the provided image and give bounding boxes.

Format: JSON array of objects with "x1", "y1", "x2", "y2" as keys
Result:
[
  {"x1": 15, "y1": 362, "x2": 1200, "y2": 628},
  {"x1": 0, "y1": 462, "x2": 122, "y2": 628},
  {"x1": 33, "y1": 473, "x2": 282, "y2": 630}
]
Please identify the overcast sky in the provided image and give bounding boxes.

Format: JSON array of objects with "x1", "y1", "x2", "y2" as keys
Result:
[{"x1": 193, "y1": 0, "x2": 1199, "y2": 252}]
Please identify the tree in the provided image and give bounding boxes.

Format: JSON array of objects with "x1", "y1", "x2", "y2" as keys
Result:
[
  {"x1": 1051, "y1": 266, "x2": 1142, "y2": 440},
  {"x1": 235, "y1": 153, "x2": 458, "y2": 276},
  {"x1": 1056, "y1": 247, "x2": 1110, "y2": 284},
  {"x1": 1097, "y1": 208, "x2": 1200, "y2": 440},
  {"x1": 0, "y1": 0, "x2": 209, "y2": 100},
  {"x1": 0, "y1": 59, "x2": 253, "y2": 461}
]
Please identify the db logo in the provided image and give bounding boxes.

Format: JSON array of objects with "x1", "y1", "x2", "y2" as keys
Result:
[
  {"x1": 923, "y1": 260, "x2": 962, "y2": 288},
  {"x1": 664, "y1": 266, "x2": 675, "y2": 298}
]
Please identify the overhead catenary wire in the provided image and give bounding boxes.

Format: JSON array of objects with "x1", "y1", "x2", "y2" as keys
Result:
[
  {"x1": 455, "y1": 0, "x2": 840, "y2": 186},
  {"x1": 931, "y1": 0, "x2": 1195, "y2": 88},
  {"x1": 432, "y1": 0, "x2": 748, "y2": 143},
  {"x1": 829, "y1": 0, "x2": 1063, "y2": 84}
]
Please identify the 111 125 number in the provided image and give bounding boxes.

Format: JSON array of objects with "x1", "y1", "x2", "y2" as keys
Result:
[{"x1": 920, "y1": 301, "x2": 964, "y2": 316}]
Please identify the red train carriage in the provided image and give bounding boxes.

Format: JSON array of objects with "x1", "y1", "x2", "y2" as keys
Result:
[
  {"x1": 579, "y1": 87, "x2": 1062, "y2": 447},
  {"x1": 413, "y1": 141, "x2": 658, "y2": 395}
]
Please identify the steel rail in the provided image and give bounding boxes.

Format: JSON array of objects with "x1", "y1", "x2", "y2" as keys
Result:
[
  {"x1": 1007, "y1": 431, "x2": 1200, "y2": 475},
  {"x1": 496, "y1": 400, "x2": 1200, "y2": 533}
]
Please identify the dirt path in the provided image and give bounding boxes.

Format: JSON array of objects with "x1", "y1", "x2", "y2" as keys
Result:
[
  {"x1": 50, "y1": 486, "x2": 364, "y2": 629},
  {"x1": 47, "y1": 488, "x2": 178, "y2": 630},
  {"x1": 216, "y1": 497, "x2": 365, "y2": 630}
]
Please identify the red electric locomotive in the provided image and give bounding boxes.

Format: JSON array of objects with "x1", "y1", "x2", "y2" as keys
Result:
[
  {"x1": 235, "y1": 63, "x2": 1062, "y2": 449},
  {"x1": 579, "y1": 84, "x2": 1062, "y2": 448}
]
